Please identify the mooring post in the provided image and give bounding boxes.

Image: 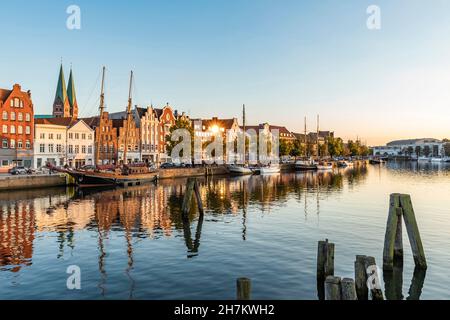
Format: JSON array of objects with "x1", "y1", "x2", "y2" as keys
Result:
[
  {"x1": 383, "y1": 194, "x2": 402, "y2": 271},
  {"x1": 181, "y1": 178, "x2": 195, "y2": 216},
  {"x1": 237, "y1": 277, "x2": 251, "y2": 300},
  {"x1": 317, "y1": 239, "x2": 335, "y2": 280},
  {"x1": 324, "y1": 276, "x2": 341, "y2": 300},
  {"x1": 399, "y1": 194, "x2": 427, "y2": 269},
  {"x1": 355, "y1": 255, "x2": 368, "y2": 300},
  {"x1": 364, "y1": 256, "x2": 384, "y2": 300},
  {"x1": 193, "y1": 179, "x2": 204, "y2": 215},
  {"x1": 341, "y1": 278, "x2": 357, "y2": 300}
]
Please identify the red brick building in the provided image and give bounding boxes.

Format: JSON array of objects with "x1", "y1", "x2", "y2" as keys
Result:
[
  {"x1": 0, "y1": 84, "x2": 34, "y2": 171},
  {"x1": 154, "y1": 104, "x2": 176, "y2": 162}
]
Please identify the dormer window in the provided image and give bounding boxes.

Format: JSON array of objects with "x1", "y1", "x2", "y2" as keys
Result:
[{"x1": 14, "y1": 98, "x2": 20, "y2": 108}]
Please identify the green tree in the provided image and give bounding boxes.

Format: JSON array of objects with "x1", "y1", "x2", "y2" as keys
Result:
[
  {"x1": 166, "y1": 118, "x2": 194, "y2": 159},
  {"x1": 423, "y1": 145, "x2": 431, "y2": 157},
  {"x1": 327, "y1": 137, "x2": 344, "y2": 157},
  {"x1": 444, "y1": 143, "x2": 450, "y2": 157},
  {"x1": 415, "y1": 146, "x2": 421, "y2": 157},
  {"x1": 279, "y1": 140, "x2": 293, "y2": 156},
  {"x1": 290, "y1": 139, "x2": 304, "y2": 157},
  {"x1": 407, "y1": 146, "x2": 414, "y2": 157}
]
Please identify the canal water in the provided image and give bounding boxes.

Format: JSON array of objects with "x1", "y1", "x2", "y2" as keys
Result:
[{"x1": 0, "y1": 162, "x2": 449, "y2": 300}]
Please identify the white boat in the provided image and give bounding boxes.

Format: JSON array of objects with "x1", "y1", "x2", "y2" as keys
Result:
[
  {"x1": 260, "y1": 164, "x2": 281, "y2": 174},
  {"x1": 417, "y1": 156, "x2": 430, "y2": 162},
  {"x1": 431, "y1": 157, "x2": 444, "y2": 163},
  {"x1": 316, "y1": 162, "x2": 333, "y2": 170},
  {"x1": 228, "y1": 165, "x2": 253, "y2": 175},
  {"x1": 295, "y1": 159, "x2": 317, "y2": 171}
]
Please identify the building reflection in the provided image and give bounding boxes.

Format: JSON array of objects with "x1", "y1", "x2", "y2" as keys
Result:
[{"x1": 0, "y1": 166, "x2": 369, "y2": 274}]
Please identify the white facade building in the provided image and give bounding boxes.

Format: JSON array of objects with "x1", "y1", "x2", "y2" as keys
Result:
[
  {"x1": 34, "y1": 121, "x2": 67, "y2": 168},
  {"x1": 34, "y1": 118, "x2": 95, "y2": 169},
  {"x1": 373, "y1": 138, "x2": 445, "y2": 158},
  {"x1": 66, "y1": 120, "x2": 95, "y2": 168}
]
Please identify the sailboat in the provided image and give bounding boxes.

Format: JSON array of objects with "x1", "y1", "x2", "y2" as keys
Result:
[
  {"x1": 228, "y1": 104, "x2": 253, "y2": 175},
  {"x1": 49, "y1": 68, "x2": 158, "y2": 187}
]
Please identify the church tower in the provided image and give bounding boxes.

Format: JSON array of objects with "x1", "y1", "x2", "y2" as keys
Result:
[
  {"x1": 67, "y1": 68, "x2": 79, "y2": 119},
  {"x1": 52, "y1": 64, "x2": 70, "y2": 118}
]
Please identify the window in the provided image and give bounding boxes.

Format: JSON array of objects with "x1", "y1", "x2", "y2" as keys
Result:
[
  {"x1": 11, "y1": 112, "x2": 15, "y2": 121},
  {"x1": 82, "y1": 133, "x2": 86, "y2": 140},
  {"x1": 2, "y1": 160, "x2": 9, "y2": 166},
  {"x1": 56, "y1": 144, "x2": 62, "y2": 153},
  {"x1": 40, "y1": 133, "x2": 45, "y2": 139},
  {"x1": 135, "y1": 145, "x2": 139, "y2": 151},
  {"x1": 10, "y1": 125, "x2": 15, "y2": 134},
  {"x1": 10, "y1": 139, "x2": 15, "y2": 149},
  {"x1": 68, "y1": 133, "x2": 73, "y2": 139},
  {"x1": 37, "y1": 158, "x2": 42, "y2": 168},
  {"x1": 10, "y1": 100, "x2": 13, "y2": 107},
  {"x1": 75, "y1": 133, "x2": 79, "y2": 139},
  {"x1": 82, "y1": 145, "x2": 86, "y2": 154},
  {"x1": 75, "y1": 145, "x2": 79, "y2": 153},
  {"x1": 14, "y1": 98, "x2": 19, "y2": 107},
  {"x1": 18, "y1": 126, "x2": 23, "y2": 134},
  {"x1": 57, "y1": 134, "x2": 62, "y2": 140},
  {"x1": 39, "y1": 144, "x2": 45, "y2": 153},
  {"x1": 20, "y1": 101, "x2": 23, "y2": 108},
  {"x1": 2, "y1": 125, "x2": 7, "y2": 134},
  {"x1": 59, "y1": 158, "x2": 64, "y2": 166},
  {"x1": 26, "y1": 140, "x2": 30, "y2": 149},
  {"x1": 68, "y1": 145, "x2": 73, "y2": 153},
  {"x1": 48, "y1": 144, "x2": 54, "y2": 153},
  {"x1": 88, "y1": 146, "x2": 93, "y2": 154},
  {"x1": 49, "y1": 133, "x2": 53, "y2": 139},
  {"x1": 17, "y1": 140, "x2": 23, "y2": 149},
  {"x1": 88, "y1": 134, "x2": 92, "y2": 140},
  {"x1": 25, "y1": 113, "x2": 30, "y2": 121},
  {"x1": 2, "y1": 139, "x2": 8, "y2": 148},
  {"x1": 25, "y1": 126, "x2": 30, "y2": 135},
  {"x1": 18, "y1": 113, "x2": 23, "y2": 121},
  {"x1": 2, "y1": 111, "x2": 7, "y2": 120}
]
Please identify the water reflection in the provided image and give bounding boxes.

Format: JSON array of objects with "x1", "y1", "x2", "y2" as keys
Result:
[{"x1": 0, "y1": 167, "x2": 370, "y2": 274}]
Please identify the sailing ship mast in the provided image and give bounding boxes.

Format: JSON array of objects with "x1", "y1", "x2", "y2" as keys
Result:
[
  {"x1": 304, "y1": 116, "x2": 307, "y2": 157},
  {"x1": 95, "y1": 66, "x2": 106, "y2": 166},
  {"x1": 243, "y1": 104, "x2": 246, "y2": 164},
  {"x1": 122, "y1": 71, "x2": 133, "y2": 165},
  {"x1": 316, "y1": 114, "x2": 320, "y2": 160}
]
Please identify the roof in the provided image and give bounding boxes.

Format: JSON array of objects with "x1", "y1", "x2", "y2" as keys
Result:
[
  {"x1": 35, "y1": 117, "x2": 79, "y2": 128},
  {"x1": 54, "y1": 64, "x2": 68, "y2": 104},
  {"x1": 34, "y1": 114, "x2": 54, "y2": 119},
  {"x1": 239, "y1": 123, "x2": 294, "y2": 136},
  {"x1": 0, "y1": 89, "x2": 12, "y2": 102},
  {"x1": 387, "y1": 138, "x2": 442, "y2": 146},
  {"x1": 109, "y1": 111, "x2": 128, "y2": 120},
  {"x1": 67, "y1": 69, "x2": 77, "y2": 109},
  {"x1": 81, "y1": 116, "x2": 100, "y2": 128},
  {"x1": 203, "y1": 117, "x2": 237, "y2": 130}
]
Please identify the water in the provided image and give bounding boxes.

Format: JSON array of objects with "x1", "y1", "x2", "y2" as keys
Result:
[{"x1": 0, "y1": 162, "x2": 449, "y2": 300}]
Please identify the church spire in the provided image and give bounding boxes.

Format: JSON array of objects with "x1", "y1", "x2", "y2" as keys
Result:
[
  {"x1": 67, "y1": 67, "x2": 78, "y2": 119},
  {"x1": 53, "y1": 63, "x2": 70, "y2": 118}
]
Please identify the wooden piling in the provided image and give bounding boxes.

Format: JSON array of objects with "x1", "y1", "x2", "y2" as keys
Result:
[
  {"x1": 324, "y1": 276, "x2": 341, "y2": 300},
  {"x1": 181, "y1": 178, "x2": 204, "y2": 217},
  {"x1": 364, "y1": 256, "x2": 384, "y2": 300},
  {"x1": 355, "y1": 255, "x2": 368, "y2": 300},
  {"x1": 237, "y1": 278, "x2": 251, "y2": 300},
  {"x1": 399, "y1": 194, "x2": 427, "y2": 269},
  {"x1": 193, "y1": 179, "x2": 204, "y2": 215},
  {"x1": 383, "y1": 194, "x2": 402, "y2": 271},
  {"x1": 317, "y1": 239, "x2": 335, "y2": 280},
  {"x1": 341, "y1": 278, "x2": 357, "y2": 300}
]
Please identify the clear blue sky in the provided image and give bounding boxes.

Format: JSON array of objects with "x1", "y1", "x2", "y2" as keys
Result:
[{"x1": 1, "y1": 0, "x2": 450, "y2": 145}]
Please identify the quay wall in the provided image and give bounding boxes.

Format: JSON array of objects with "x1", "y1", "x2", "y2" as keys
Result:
[
  {"x1": 158, "y1": 166, "x2": 229, "y2": 179},
  {"x1": 0, "y1": 174, "x2": 67, "y2": 192}
]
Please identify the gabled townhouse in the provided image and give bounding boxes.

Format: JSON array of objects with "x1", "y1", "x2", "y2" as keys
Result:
[
  {"x1": 154, "y1": 104, "x2": 176, "y2": 163},
  {"x1": 83, "y1": 112, "x2": 118, "y2": 165},
  {"x1": 0, "y1": 84, "x2": 34, "y2": 171},
  {"x1": 134, "y1": 106, "x2": 159, "y2": 164},
  {"x1": 34, "y1": 118, "x2": 94, "y2": 169}
]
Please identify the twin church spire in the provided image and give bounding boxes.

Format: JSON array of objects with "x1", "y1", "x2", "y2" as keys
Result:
[{"x1": 52, "y1": 64, "x2": 78, "y2": 119}]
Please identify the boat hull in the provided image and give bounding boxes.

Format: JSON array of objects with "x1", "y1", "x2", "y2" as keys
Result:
[
  {"x1": 68, "y1": 171, "x2": 158, "y2": 188},
  {"x1": 228, "y1": 166, "x2": 253, "y2": 175}
]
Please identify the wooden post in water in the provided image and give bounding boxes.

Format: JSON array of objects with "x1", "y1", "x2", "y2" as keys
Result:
[
  {"x1": 355, "y1": 255, "x2": 368, "y2": 300},
  {"x1": 341, "y1": 278, "x2": 357, "y2": 300},
  {"x1": 317, "y1": 239, "x2": 335, "y2": 280},
  {"x1": 364, "y1": 256, "x2": 384, "y2": 300},
  {"x1": 181, "y1": 178, "x2": 204, "y2": 217},
  {"x1": 324, "y1": 276, "x2": 341, "y2": 300},
  {"x1": 237, "y1": 278, "x2": 251, "y2": 300},
  {"x1": 383, "y1": 193, "x2": 427, "y2": 271}
]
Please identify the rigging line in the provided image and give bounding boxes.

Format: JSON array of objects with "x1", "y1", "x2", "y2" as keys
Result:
[{"x1": 79, "y1": 69, "x2": 102, "y2": 117}]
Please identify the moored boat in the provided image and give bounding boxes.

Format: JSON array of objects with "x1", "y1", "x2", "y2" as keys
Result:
[
  {"x1": 295, "y1": 159, "x2": 317, "y2": 171},
  {"x1": 316, "y1": 162, "x2": 333, "y2": 170},
  {"x1": 260, "y1": 164, "x2": 281, "y2": 174},
  {"x1": 228, "y1": 165, "x2": 253, "y2": 175}
]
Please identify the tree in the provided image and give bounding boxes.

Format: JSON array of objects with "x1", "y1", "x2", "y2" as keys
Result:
[
  {"x1": 415, "y1": 146, "x2": 421, "y2": 157},
  {"x1": 347, "y1": 140, "x2": 360, "y2": 157},
  {"x1": 290, "y1": 139, "x2": 304, "y2": 157},
  {"x1": 279, "y1": 140, "x2": 293, "y2": 156},
  {"x1": 166, "y1": 118, "x2": 194, "y2": 159},
  {"x1": 423, "y1": 145, "x2": 431, "y2": 157},
  {"x1": 444, "y1": 143, "x2": 450, "y2": 157},
  {"x1": 407, "y1": 146, "x2": 414, "y2": 157},
  {"x1": 327, "y1": 137, "x2": 344, "y2": 158}
]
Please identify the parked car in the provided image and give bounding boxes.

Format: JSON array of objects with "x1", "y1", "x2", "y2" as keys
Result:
[
  {"x1": 160, "y1": 162, "x2": 175, "y2": 169},
  {"x1": 8, "y1": 166, "x2": 30, "y2": 175}
]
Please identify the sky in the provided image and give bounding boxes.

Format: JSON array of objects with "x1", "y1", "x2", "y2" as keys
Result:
[{"x1": 1, "y1": 0, "x2": 450, "y2": 146}]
